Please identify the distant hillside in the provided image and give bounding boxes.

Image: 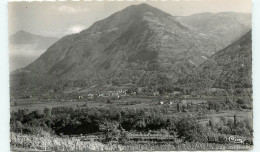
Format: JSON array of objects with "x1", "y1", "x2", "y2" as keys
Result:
[
  {"x1": 9, "y1": 30, "x2": 59, "y2": 71},
  {"x1": 177, "y1": 30, "x2": 252, "y2": 91},
  {"x1": 9, "y1": 30, "x2": 59, "y2": 50},
  {"x1": 10, "y1": 4, "x2": 252, "y2": 97},
  {"x1": 177, "y1": 12, "x2": 251, "y2": 48}
]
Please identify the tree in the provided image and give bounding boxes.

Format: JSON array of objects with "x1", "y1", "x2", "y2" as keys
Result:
[
  {"x1": 237, "y1": 98, "x2": 245, "y2": 105},
  {"x1": 220, "y1": 116, "x2": 227, "y2": 126},
  {"x1": 44, "y1": 108, "x2": 51, "y2": 117},
  {"x1": 158, "y1": 87, "x2": 166, "y2": 95},
  {"x1": 107, "y1": 99, "x2": 111, "y2": 104},
  {"x1": 176, "y1": 116, "x2": 210, "y2": 142},
  {"x1": 99, "y1": 121, "x2": 120, "y2": 142},
  {"x1": 234, "y1": 114, "x2": 237, "y2": 126},
  {"x1": 244, "y1": 118, "x2": 253, "y2": 135},
  {"x1": 16, "y1": 121, "x2": 23, "y2": 133},
  {"x1": 177, "y1": 102, "x2": 180, "y2": 112}
]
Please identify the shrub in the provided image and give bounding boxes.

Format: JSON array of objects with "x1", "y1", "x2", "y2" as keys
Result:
[
  {"x1": 220, "y1": 116, "x2": 227, "y2": 126},
  {"x1": 44, "y1": 108, "x2": 51, "y2": 117},
  {"x1": 176, "y1": 116, "x2": 210, "y2": 142},
  {"x1": 237, "y1": 98, "x2": 246, "y2": 105},
  {"x1": 107, "y1": 99, "x2": 111, "y2": 104}
]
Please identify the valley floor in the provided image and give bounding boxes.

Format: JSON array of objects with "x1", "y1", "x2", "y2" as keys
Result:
[{"x1": 10, "y1": 94, "x2": 253, "y2": 151}]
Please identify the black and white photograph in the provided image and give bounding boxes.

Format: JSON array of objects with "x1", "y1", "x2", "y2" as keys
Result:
[{"x1": 7, "y1": 0, "x2": 253, "y2": 151}]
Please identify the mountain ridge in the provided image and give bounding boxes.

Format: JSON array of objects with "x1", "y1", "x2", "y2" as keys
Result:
[
  {"x1": 177, "y1": 30, "x2": 252, "y2": 91},
  {"x1": 9, "y1": 30, "x2": 59, "y2": 71},
  {"x1": 10, "y1": 4, "x2": 252, "y2": 97},
  {"x1": 10, "y1": 30, "x2": 59, "y2": 50}
]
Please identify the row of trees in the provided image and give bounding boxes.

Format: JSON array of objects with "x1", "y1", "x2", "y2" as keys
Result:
[{"x1": 11, "y1": 106, "x2": 253, "y2": 144}]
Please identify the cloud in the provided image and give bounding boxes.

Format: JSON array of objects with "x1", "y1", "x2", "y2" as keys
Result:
[
  {"x1": 40, "y1": 25, "x2": 86, "y2": 38},
  {"x1": 53, "y1": 5, "x2": 91, "y2": 14},
  {"x1": 66, "y1": 25, "x2": 86, "y2": 34}
]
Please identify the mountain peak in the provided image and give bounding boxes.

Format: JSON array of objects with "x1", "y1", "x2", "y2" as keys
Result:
[
  {"x1": 122, "y1": 3, "x2": 171, "y2": 17},
  {"x1": 80, "y1": 3, "x2": 172, "y2": 36},
  {"x1": 133, "y1": 3, "x2": 152, "y2": 8},
  {"x1": 15, "y1": 30, "x2": 32, "y2": 35}
]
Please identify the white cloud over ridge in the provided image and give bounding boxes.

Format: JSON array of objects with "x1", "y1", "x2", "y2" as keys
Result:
[
  {"x1": 40, "y1": 25, "x2": 86, "y2": 38},
  {"x1": 66, "y1": 25, "x2": 86, "y2": 34}
]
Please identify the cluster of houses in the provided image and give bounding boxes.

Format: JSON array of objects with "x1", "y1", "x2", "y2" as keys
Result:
[
  {"x1": 158, "y1": 100, "x2": 173, "y2": 105},
  {"x1": 77, "y1": 89, "x2": 128, "y2": 100},
  {"x1": 158, "y1": 99, "x2": 189, "y2": 106},
  {"x1": 152, "y1": 91, "x2": 184, "y2": 97}
]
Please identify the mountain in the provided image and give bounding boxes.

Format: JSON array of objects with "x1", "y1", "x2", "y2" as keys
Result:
[
  {"x1": 9, "y1": 30, "x2": 59, "y2": 50},
  {"x1": 177, "y1": 30, "x2": 252, "y2": 91},
  {"x1": 9, "y1": 30, "x2": 59, "y2": 71},
  {"x1": 10, "y1": 4, "x2": 252, "y2": 96},
  {"x1": 176, "y1": 12, "x2": 251, "y2": 48}
]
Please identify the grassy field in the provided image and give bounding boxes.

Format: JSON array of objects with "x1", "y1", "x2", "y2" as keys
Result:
[
  {"x1": 10, "y1": 99, "x2": 86, "y2": 112},
  {"x1": 10, "y1": 96, "x2": 159, "y2": 112},
  {"x1": 10, "y1": 95, "x2": 253, "y2": 125}
]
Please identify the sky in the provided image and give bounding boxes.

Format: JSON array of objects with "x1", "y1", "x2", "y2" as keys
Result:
[{"x1": 8, "y1": 0, "x2": 252, "y2": 38}]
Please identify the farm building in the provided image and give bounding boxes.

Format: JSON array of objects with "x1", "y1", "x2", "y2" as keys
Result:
[
  {"x1": 153, "y1": 91, "x2": 160, "y2": 96},
  {"x1": 159, "y1": 101, "x2": 164, "y2": 105},
  {"x1": 173, "y1": 91, "x2": 181, "y2": 96}
]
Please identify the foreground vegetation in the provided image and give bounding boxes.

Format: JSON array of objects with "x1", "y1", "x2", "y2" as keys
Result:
[
  {"x1": 11, "y1": 100, "x2": 253, "y2": 150},
  {"x1": 10, "y1": 132, "x2": 252, "y2": 151}
]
